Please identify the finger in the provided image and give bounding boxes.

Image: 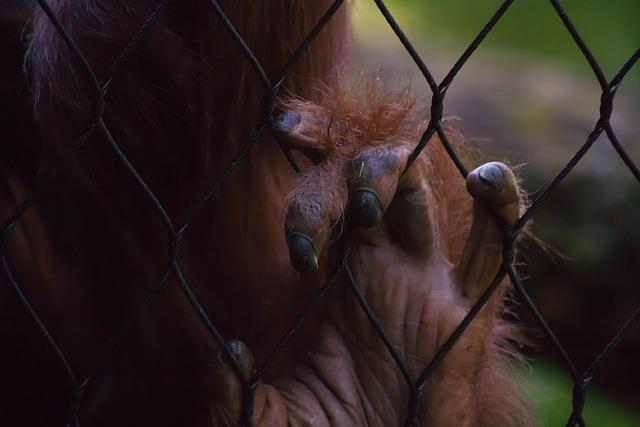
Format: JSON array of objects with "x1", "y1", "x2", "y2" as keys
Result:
[
  {"x1": 211, "y1": 341, "x2": 255, "y2": 425},
  {"x1": 210, "y1": 341, "x2": 289, "y2": 427},
  {"x1": 272, "y1": 108, "x2": 335, "y2": 163},
  {"x1": 456, "y1": 162, "x2": 520, "y2": 300},
  {"x1": 466, "y1": 161, "x2": 520, "y2": 223},
  {"x1": 285, "y1": 158, "x2": 348, "y2": 271},
  {"x1": 347, "y1": 145, "x2": 406, "y2": 229},
  {"x1": 348, "y1": 143, "x2": 434, "y2": 251}
]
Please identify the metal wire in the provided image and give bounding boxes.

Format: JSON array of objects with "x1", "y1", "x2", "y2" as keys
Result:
[{"x1": 3, "y1": 1, "x2": 639, "y2": 426}]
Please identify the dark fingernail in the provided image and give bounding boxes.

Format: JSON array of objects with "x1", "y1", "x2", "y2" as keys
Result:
[
  {"x1": 273, "y1": 111, "x2": 301, "y2": 134},
  {"x1": 227, "y1": 340, "x2": 245, "y2": 360},
  {"x1": 287, "y1": 233, "x2": 318, "y2": 272},
  {"x1": 227, "y1": 340, "x2": 254, "y2": 377},
  {"x1": 477, "y1": 163, "x2": 506, "y2": 194},
  {"x1": 354, "y1": 189, "x2": 381, "y2": 229}
]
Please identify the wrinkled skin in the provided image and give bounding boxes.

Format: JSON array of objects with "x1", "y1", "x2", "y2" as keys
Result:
[{"x1": 211, "y1": 98, "x2": 529, "y2": 426}]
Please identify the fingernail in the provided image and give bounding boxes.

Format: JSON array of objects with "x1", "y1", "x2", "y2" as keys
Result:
[
  {"x1": 273, "y1": 111, "x2": 301, "y2": 134},
  {"x1": 477, "y1": 163, "x2": 506, "y2": 194},
  {"x1": 227, "y1": 341, "x2": 245, "y2": 360},
  {"x1": 354, "y1": 189, "x2": 381, "y2": 229},
  {"x1": 287, "y1": 233, "x2": 318, "y2": 272},
  {"x1": 227, "y1": 340, "x2": 254, "y2": 377}
]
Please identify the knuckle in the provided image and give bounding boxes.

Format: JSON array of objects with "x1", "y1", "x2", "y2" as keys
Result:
[{"x1": 286, "y1": 196, "x2": 326, "y2": 227}]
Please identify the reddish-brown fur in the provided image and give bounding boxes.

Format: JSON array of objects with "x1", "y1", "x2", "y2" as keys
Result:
[{"x1": 0, "y1": 1, "x2": 531, "y2": 426}]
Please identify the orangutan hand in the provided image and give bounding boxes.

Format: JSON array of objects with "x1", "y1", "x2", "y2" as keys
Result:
[{"x1": 210, "y1": 95, "x2": 527, "y2": 426}]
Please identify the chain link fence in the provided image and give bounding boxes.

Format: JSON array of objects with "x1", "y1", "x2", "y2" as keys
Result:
[{"x1": 3, "y1": 1, "x2": 639, "y2": 426}]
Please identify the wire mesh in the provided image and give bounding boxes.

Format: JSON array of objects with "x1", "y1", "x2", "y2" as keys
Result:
[{"x1": 2, "y1": 1, "x2": 639, "y2": 426}]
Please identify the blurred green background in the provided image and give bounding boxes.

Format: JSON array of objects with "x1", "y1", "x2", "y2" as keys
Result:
[
  {"x1": 353, "y1": 1, "x2": 639, "y2": 425},
  {"x1": 372, "y1": 0, "x2": 640, "y2": 77}
]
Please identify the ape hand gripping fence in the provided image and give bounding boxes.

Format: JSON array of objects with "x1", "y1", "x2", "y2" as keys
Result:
[{"x1": 3, "y1": 1, "x2": 639, "y2": 426}]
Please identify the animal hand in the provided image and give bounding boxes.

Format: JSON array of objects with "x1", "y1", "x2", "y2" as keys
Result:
[{"x1": 211, "y1": 94, "x2": 526, "y2": 426}]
